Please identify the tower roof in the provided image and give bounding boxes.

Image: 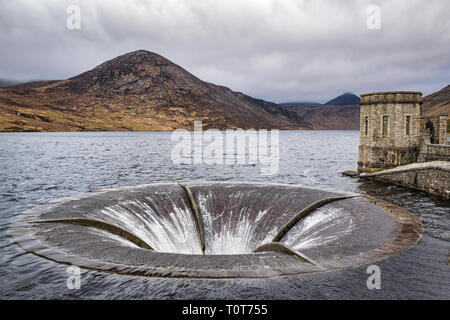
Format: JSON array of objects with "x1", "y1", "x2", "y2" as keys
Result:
[{"x1": 360, "y1": 91, "x2": 422, "y2": 105}]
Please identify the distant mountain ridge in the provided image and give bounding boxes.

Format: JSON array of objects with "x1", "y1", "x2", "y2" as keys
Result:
[
  {"x1": 282, "y1": 88, "x2": 450, "y2": 130},
  {"x1": 0, "y1": 51, "x2": 448, "y2": 132},
  {"x1": 279, "y1": 102, "x2": 322, "y2": 108},
  {"x1": 279, "y1": 92, "x2": 361, "y2": 108},
  {"x1": 280, "y1": 92, "x2": 361, "y2": 130},
  {"x1": 282, "y1": 104, "x2": 360, "y2": 130},
  {"x1": 325, "y1": 92, "x2": 360, "y2": 106},
  {"x1": 0, "y1": 50, "x2": 309, "y2": 132}
]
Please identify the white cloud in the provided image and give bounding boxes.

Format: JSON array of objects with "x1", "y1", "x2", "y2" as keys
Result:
[{"x1": 0, "y1": 0, "x2": 449, "y2": 102}]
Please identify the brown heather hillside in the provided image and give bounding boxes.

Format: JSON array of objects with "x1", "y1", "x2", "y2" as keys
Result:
[
  {"x1": 281, "y1": 92, "x2": 361, "y2": 130},
  {"x1": 423, "y1": 85, "x2": 450, "y2": 133},
  {"x1": 1, "y1": 51, "x2": 448, "y2": 132},
  {"x1": 423, "y1": 85, "x2": 450, "y2": 116},
  {"x1": 282, "y1": 104, "x2": 360, "y2": 130},
  {"x1": 0, "y1": 50, "x2": 310, "y2": 132},
  {"x1": 284, "y1": 87, "x2": 450, "y2": 131}
]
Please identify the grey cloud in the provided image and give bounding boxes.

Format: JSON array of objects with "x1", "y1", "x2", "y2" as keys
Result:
[{"x1": 0, "y1": 0, "x2": 448, "y2": 103}]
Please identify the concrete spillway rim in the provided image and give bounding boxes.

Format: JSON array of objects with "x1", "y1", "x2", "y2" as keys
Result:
[
  {"x1": 90, "y1": 180, "x2": 360, "y2": 198},
  {"x1": 357, "y1": 195, "x2": 423, "y2": 261},
  {"x1": 174, "y1": 180, "x2": 360, "y2": 197},
  {"x1": 7, "y1": 183, "x2": 423, "y2": 279}
]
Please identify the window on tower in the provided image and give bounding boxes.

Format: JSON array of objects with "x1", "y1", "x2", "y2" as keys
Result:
[
  {"x1": 382, "y1": 116, "x2": 388, "y2": 136},
  {"x1": 406, "y1": 116, "x2": 411, "y2": 135},
  {"x1": 364, "y1": 116, "x2": 369, "y2": 135}
]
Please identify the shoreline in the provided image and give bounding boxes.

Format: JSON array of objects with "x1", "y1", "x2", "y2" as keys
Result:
[{"x1": 0, "y1": 128, "x2": 361, "y2": 133}]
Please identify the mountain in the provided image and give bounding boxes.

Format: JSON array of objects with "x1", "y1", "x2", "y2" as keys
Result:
[
  {"x1": 280, "y1": 92, "x2": 360, "y2": 130},
  {"x1": 2, "y1": 51, "x2": 447, "y2": 132},
  {"x1": 282, "y1": 104, "x2": 360, "y2": 130},
  {"x1": 325, "y1": 92, "x2": 360, "y2": 106},
  {"x1": 423, "y1": 85, "x2": 450, "y2": 132},
  {"x1": 279, "y1": 102, "x2": 322, "y2": 108},
  {"x1": 7, "y1": 80, "x2": 60, "y2": 90},
  {"x1": 0, "y1": 50, "x2": 309, "y2": 132},
  {"x1": 423, "y1": 85, "x2": 450, "y2": 116},
  {"x1": 284, "y1": 87, "x2": 450, "y2": 131}
]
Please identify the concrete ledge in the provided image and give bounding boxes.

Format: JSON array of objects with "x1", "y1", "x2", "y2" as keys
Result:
[
  {"x1": 360, "y1": 161, "x2": 450, "y2": 199},
  {"x1": 360, "y1": 161, "x2": 450, "y2": 176}
]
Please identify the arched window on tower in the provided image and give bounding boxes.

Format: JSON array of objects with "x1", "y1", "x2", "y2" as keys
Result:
[{"x1": 425, "y1": 120, "x2": 436, "y2": 144}]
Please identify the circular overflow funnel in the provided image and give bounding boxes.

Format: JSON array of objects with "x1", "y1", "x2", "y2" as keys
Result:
[{"x1": 9, "y1": 182, "x2": 423, "y2": 279}]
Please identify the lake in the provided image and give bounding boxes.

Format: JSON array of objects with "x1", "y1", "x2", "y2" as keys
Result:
[{"x1": 0, "y1": 130, "x2": 448, "y2": 299}]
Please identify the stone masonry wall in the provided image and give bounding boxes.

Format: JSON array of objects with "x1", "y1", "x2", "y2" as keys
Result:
[
  {"x1": 420, "y1": 114, "x2": 449, "y2": 145},
  {"x1": 358, "y1": 145, "x2": 419, "y2": 170},
  {"x1": 438, "y1": 115, "x2": 448, "y2": 145},
  {"x1": 358, "y1": 92, "x2": 422, "y2": 172},
  {"x1": 418, "y1": 143, "x2": 450, "y2": 162}
]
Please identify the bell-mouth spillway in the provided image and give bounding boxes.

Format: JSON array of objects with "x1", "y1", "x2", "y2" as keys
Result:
[{"x1": 8, "y1": 181, "x2": 423, "y2": 279}]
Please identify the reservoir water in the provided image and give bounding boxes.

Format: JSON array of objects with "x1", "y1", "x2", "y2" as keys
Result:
[{"x1": 0, "y1": 130, "x2": 448, "y2": 299}]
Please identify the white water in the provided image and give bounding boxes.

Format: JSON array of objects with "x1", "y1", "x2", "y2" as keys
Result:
[
  {"x1": 282, "y1": 206, "x2": 354, "y2": 251},
  {"x1": 91, "y1": 192, "x2": 354, "y2": 255},
  {"x1": 197, "y1": 190, "x2": 278, "y2": 255},
  {"x1": 95, "y1": 197, "x2": 203, "y2": 254}
]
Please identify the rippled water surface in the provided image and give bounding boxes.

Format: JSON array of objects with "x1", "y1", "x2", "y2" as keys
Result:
[{"x1": 0, "y1": 131, "x2": 448, "y2": 299}]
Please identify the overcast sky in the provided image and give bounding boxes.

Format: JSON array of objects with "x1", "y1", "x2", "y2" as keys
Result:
[{"x1": 0, "y1": 0, "x2": 449, "y2": 103}]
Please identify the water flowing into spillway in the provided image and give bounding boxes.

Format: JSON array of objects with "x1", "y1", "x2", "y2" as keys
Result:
[
  {"x1": 97, "y1": 199, "x2": 203, "y2": 254},
  {"x1": 9, "y1": 182, "x2": 423, "y2": 278},
  {"x1": 282, "y1": 206, "x2": 353, "y2": 251}
]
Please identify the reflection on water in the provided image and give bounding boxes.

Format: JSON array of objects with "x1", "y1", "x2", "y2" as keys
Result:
[{"x1": 0, "y1": 131, "x2": 448, "y2": 299}]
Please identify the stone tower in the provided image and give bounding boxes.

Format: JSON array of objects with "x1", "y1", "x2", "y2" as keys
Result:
[{"x1": 358, "y1": 91, "x2": 423, "y2": 172}]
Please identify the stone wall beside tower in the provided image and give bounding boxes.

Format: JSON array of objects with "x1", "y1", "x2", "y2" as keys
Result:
[
  {"x1": 358, "y1": 91, "x2": 423, "y2": 172},
  {"x1": 419, "y1": 114, "x2": 449, "y2": 145},
  {"x1": 418, "y1": 114, "x2": 450, "y2": 162}
]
